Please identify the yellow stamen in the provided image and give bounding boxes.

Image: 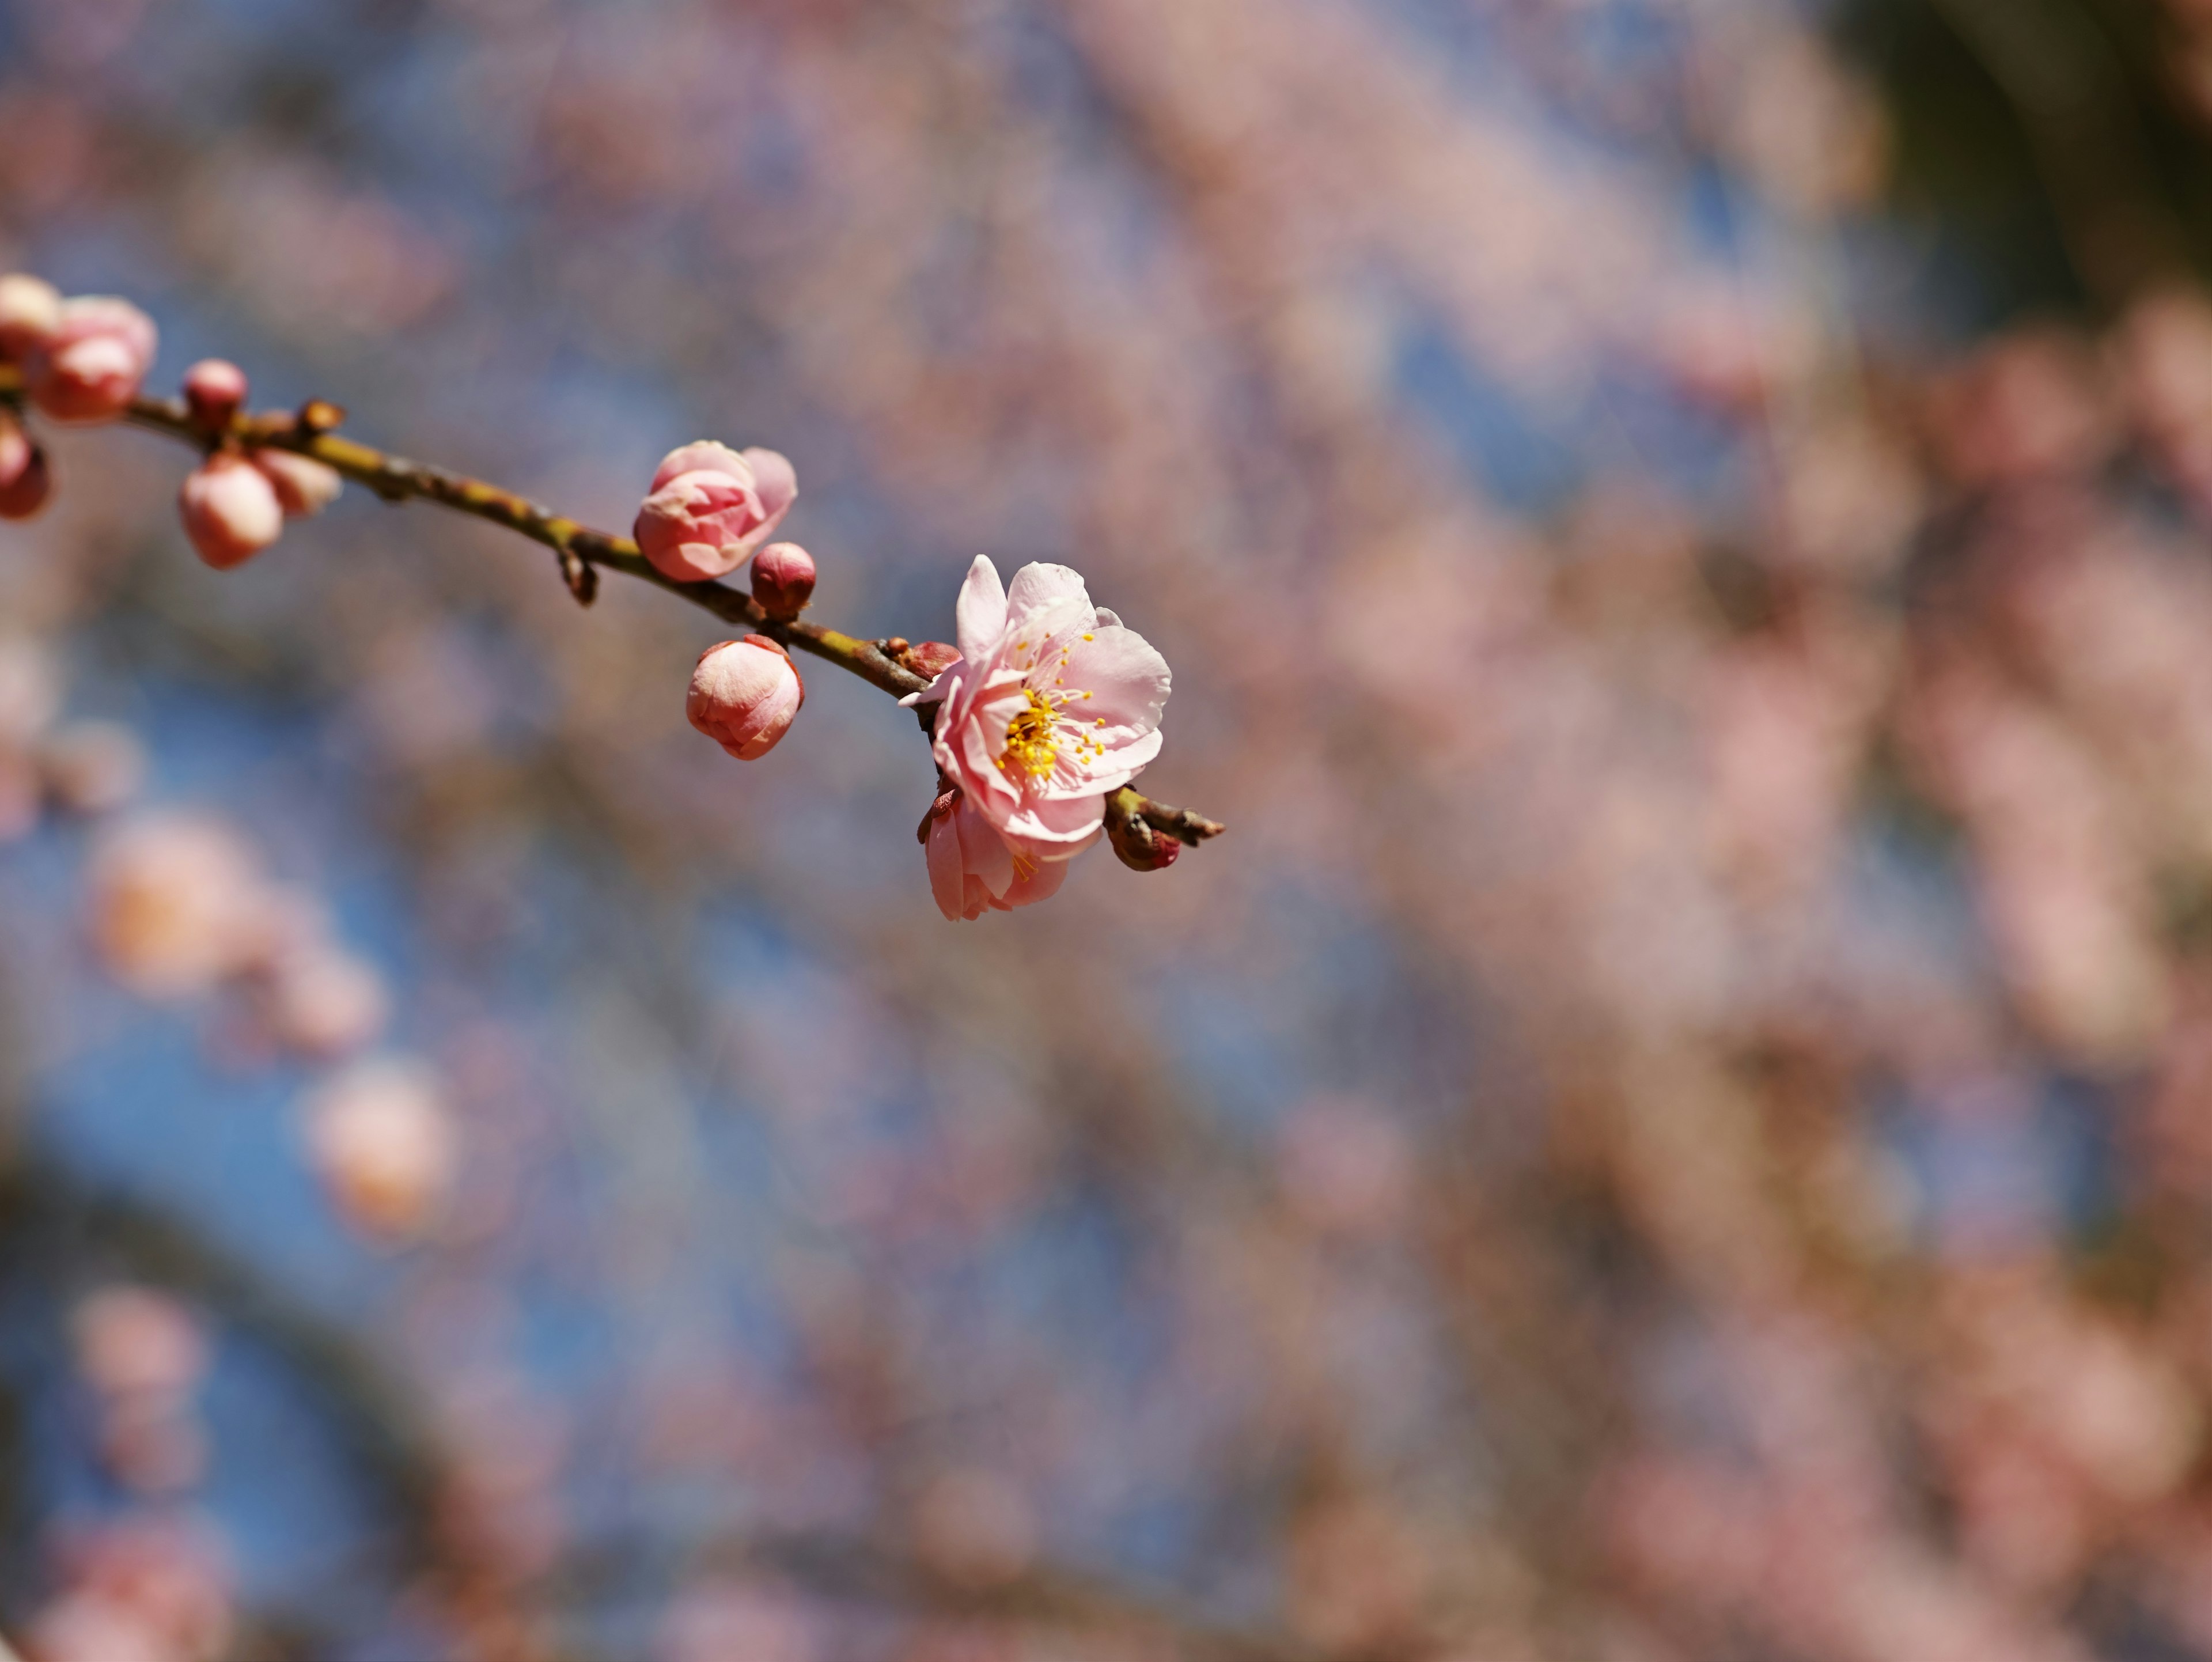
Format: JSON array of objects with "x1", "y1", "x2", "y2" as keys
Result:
[{"x1": 999, "y1": 689, "x2": 1062, "y2": 780}]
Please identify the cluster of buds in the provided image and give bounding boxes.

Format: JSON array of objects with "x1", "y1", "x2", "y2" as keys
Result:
[
  {"x1": 174, "y1": 358, "x2": 343, "y2": 569},
  {"x1": 0, "y1": 272, "x2": 158, "y2": 518},
  {"x1": 0, "y1": 275, "x2": 343, "y2": 568},
  {"x1": 631, "y1": 440, "x2": 820, "y2": 761}
]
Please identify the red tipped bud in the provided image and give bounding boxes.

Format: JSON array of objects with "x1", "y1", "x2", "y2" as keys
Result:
[
  {"x1": 687, "y1": 634, "x2": 804, "y2": 760},
  {"x1": 182, "y1": 358, "x2": 248, "y2": 431},
  {"x1": 908, "y1": 640, "x2": 961, "y2": 679},
  {"x1": 252, "y1": 449, "x2": 343, "y2": 517},
  {"x1": 750, "y1": 540, "x2": 816, "y2": 619},
  {"x1": 1105, "y1": 801, "x2": 1183, "y2": 872},
  {"x1": 0, "y1": 410, "x2": 50, "y2": 520},
  {"x1": 179, "y1": 453, "x2": 283, "y2": 570},
  {"x1": 23, "y1": 297, "x2": 157, "y2": 424}
]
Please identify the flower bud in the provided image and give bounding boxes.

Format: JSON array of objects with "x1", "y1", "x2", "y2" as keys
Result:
[
  {"x1": 0, "y1": 408, "x2": 50, "y2": 520},
  {"x1": 908, "y1": 640, "x2": 961, "y2": 679},
  {"x1": 181, "y1": 358, "x2": 248, "y2": 431},
  {"x1": 687, "y1": 634, "x2": 804, "y2": 760},
  {"x1": 251, "y1": 448, "x2": 343, "y2": 517},
  {"x1": 634, "y1": 441, "x2": 797, "y2": 582},
  {"x1": 22, "y1": 296, "x2": 157, "y2": 423},
  {"x1": 749, "y1": 540, "x2": 816, "y2": 619},
  {"x1": 0, "y1": 273, "x2": 60, "y2": 360},
  {"x1": 179, "y1": 453, "x2": 283, "y2": 570},
  {"x1": 1105, "y1": 798, "x2": 1182, "y2": 872}
]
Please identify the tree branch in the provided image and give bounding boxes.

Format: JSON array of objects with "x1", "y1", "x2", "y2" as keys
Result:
[{"x1": 0, "y1": 364, "x2": 1222, "y2": 850}]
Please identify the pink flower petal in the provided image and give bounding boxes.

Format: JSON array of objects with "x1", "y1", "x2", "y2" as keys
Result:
[{"x1": 954, "y1": 556, "x2": 1009, "y2": 670}]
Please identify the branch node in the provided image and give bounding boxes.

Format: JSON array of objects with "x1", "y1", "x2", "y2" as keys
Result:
[
  {"x1": 295, "y1": 399, "x2": 347, "y2": 436},
  {"x1": 555, "y1": 542, "x2": 597, "y2": 607}
]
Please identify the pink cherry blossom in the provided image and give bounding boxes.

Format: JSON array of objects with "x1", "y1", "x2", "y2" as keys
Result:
[
  {"x1": 178, "y1": 453, "x2": 283, "y2": 570},
  {"x1": 22, "y1": 295, "x2": 157, "y2": 423},
  {"x1": 906, "y1": 557, "x2": 1171, "y2": 864},
  {"x1": 633, "y1": 440, "x2": 798, "y2": 583},
  {"x1": 687, "y1": 634, "x2": 804, "y2": 759},
  {"x1": 918, "y1": 785, "x2": 1070, "y2": 921}
]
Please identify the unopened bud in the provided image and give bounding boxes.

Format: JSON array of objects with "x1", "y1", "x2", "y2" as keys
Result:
[
  {"x1": 252, "y1": 448, "x2": 343, "y2": 517},
  {"x1": 687, "y1": 634, "x2": 804, "y2": 760},
  {"x1": 182, "y1": 358, "x2": 249, "y2": 431},
  {"x1": 24, "y1": 296, "x2": 157, "y2": 423},
  {"x1": 0, "y1": 408, "x2": 50, "y2": 520},
  {"x1": 1105, "y1": 800, "x2": 1182, "y2": 872},
  {"x1": 634, "y1": 441, "x2": 798, "y2": 582},
  {"x1": 179, "y1": 453, "x2": 283, "y2": 570},
  {"x1": 0, "y1": 273, "x2": 60, "y2": 360},
  {"x1": 908, "y1": 641, "x2": 961, "y2": 679},
  {"x1": 750, "y1": 540, "x2": 816, "y2": 619}
]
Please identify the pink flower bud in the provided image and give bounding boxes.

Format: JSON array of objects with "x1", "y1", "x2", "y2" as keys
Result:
[
  {"x1": 179, "y1": 453, "x2": 283, "y2": 570},
  {"x1": 251, "y1": 448, "x2": 343, "y2": 517},
  {"x1": 687, "y1": 634, "x2": 804, "y2": 760},
  {"x1": 0, "y1": 273, "x2": 60, "y2": 360},
  {"x1": 181, "y1": 358, "x2": 248, "y2": 430},
  {"x1": 750, "y1": 540, "x2": 816, "y2": 619},
  {"x1": 0, "y1": 408, "x2": 50, "y2": 520},
  {"x1": 634, "y1": 440, "x2": 797, "y2": 582},
  {"x1": 22, "y1": 296, "x2": 157, "y2": 423}
]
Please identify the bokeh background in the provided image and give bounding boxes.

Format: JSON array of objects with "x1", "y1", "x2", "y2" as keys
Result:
[{"x1": 8, "y1": 0, "x2": 2212, "y2": 1657}]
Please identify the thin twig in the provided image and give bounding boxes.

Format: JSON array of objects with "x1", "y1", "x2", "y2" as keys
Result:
[{"x1": 0, "y1": 364, "x2": 1223, "y2": 847}]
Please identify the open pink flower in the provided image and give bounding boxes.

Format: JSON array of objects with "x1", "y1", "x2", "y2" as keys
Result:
[
  {"x1": 22, "y1": 296, "x2": 157, "y2": 424},
  {"x1": 905, "y1": 557, "x2": 1171, "y2": 864},
  {"x1": 919, "y1": 785, "x2": 1070, "y2": 921},
  {"x1": 633, "y1": 441, "x2": 797, "y2": 583}
]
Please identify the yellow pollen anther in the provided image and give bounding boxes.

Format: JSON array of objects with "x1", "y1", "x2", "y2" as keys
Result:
[
  {"x1": 1082, "y1": 634, "x2": 1094, "y2": 641},
  {"x1": 999, "y1": 690, "x2": 1062, "y2": 780}
]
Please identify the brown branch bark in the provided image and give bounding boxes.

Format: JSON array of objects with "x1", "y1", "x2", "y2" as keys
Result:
[{"x1": 0, "y1": 365, "x2": 1222, "y2": 854}]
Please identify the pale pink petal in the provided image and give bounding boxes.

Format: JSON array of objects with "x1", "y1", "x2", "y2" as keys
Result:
[
  {"x1": 1037, "y1": 729, "x2": 1164, "y2": 801},
  {"x1": 1001, "y1": 792, "x2": 1108, "y2": 851},
  {"x1": 926, "y1": 810, "x2": 973, "y2": 920},
  {"x1": 741, "y1": 448, "x2": 797, "y2": 528},
  {"x1": 954, "y1": 798, "x2": 1016, "y2": 898},
  {"x1": 953, "y1": 556, "x2": 1009, "y2": 670},
  {"x1": 1003, "y1": 563, "x2": 1093, "y2": 634},
  {"x1": 650, "y1": 441, "x2": 750, "y2": 493},
  {"x1": 900, "y1": 663, "x2": 961, "y2": 709},
  {"x1": 1002, "y1": 849, "x2": 1070, "y2": 910},
  {"x1": 1057, "y1": 626, "x2": 1171, "y2": 737}
]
